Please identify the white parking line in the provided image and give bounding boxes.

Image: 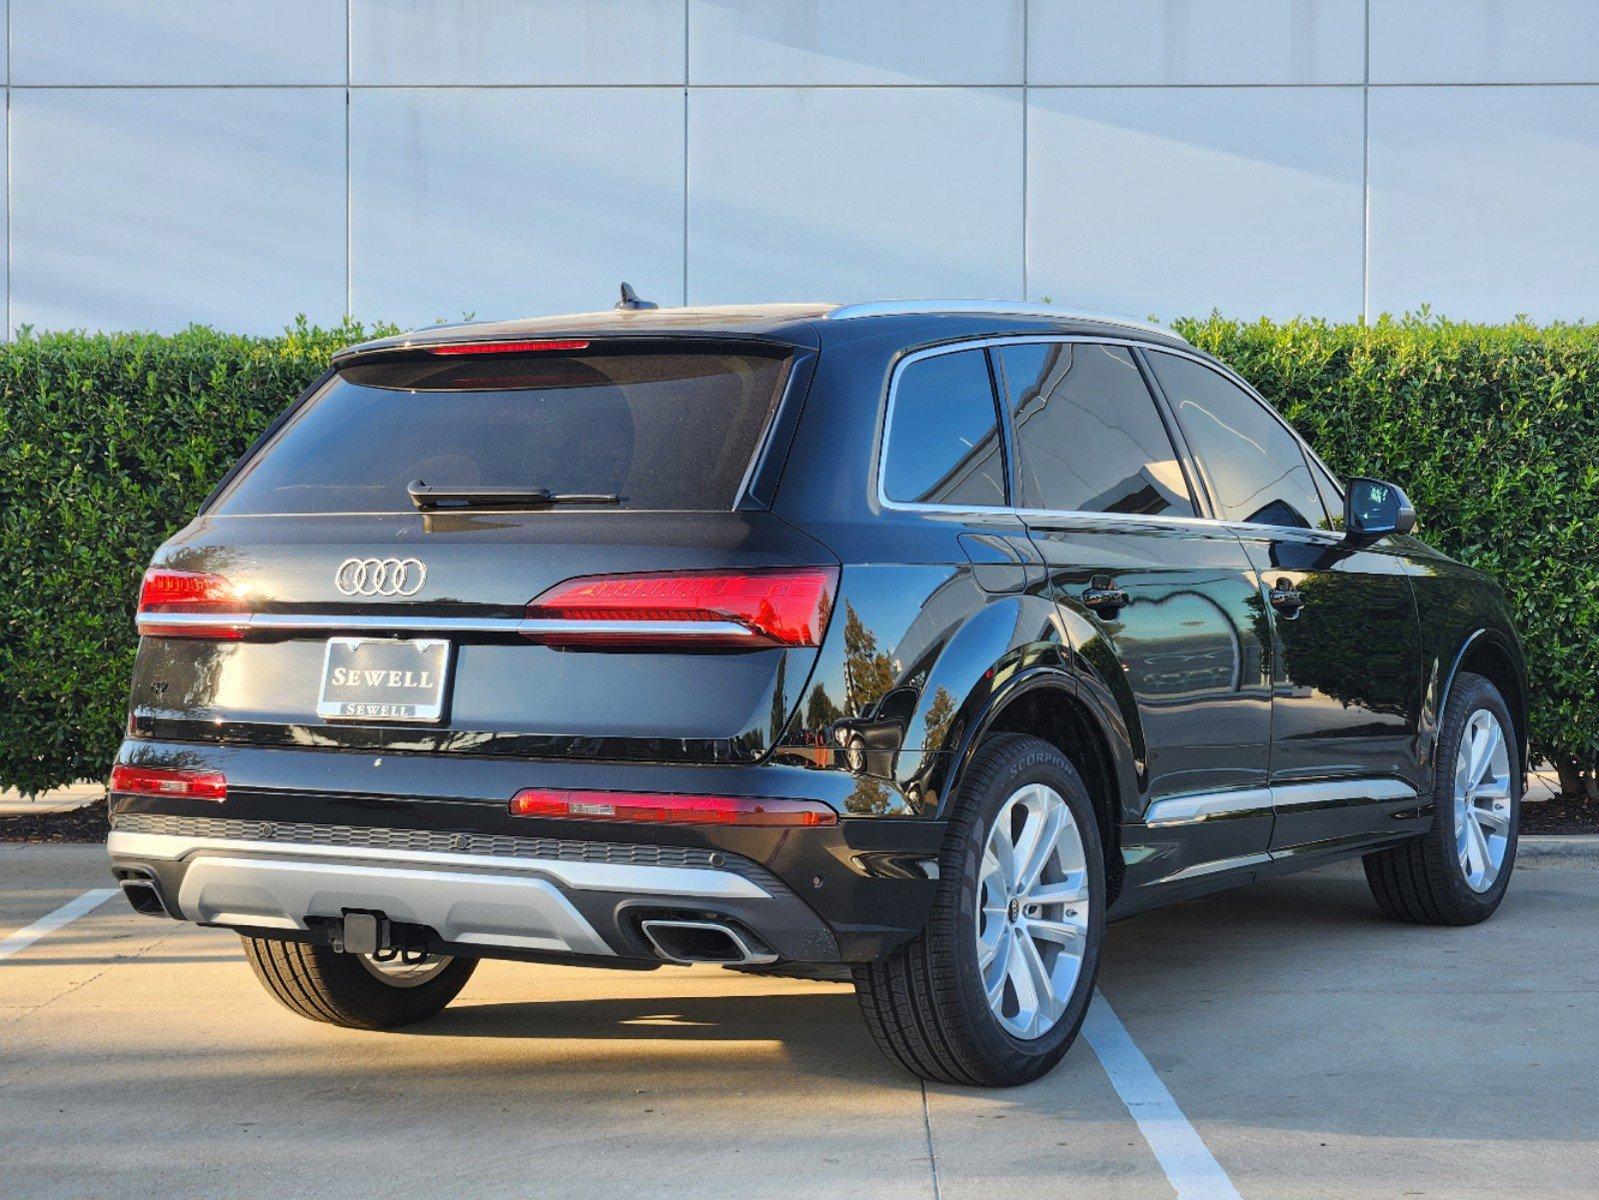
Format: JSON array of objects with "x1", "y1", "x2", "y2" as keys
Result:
[
  {"x1": 0, "y1": 889, "x2": 120, "y2": 963},
  {"x1": 1084, "y1": 990, "x2": 1243, "y2": 1200}
]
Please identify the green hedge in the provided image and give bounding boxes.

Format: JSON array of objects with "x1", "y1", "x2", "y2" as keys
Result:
[
  {"x1": 1, "y1": 321, "x2": 392, "y2": 795},
  {"x1": 1, "y1": 316, "x2": 1595, "y2": 797}
]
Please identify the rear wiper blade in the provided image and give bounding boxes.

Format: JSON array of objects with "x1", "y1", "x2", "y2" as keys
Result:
[{"x1": 406, "y1": 480, "x2": 620, "y2": 511}]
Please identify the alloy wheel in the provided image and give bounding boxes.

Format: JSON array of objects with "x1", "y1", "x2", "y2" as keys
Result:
[
  {"x1": 974, "y1": 783, "x2": 1091, "y2": 1040},
  {"x1": 1453, "y1": 708, "x2": 1513, "y2": 893}
]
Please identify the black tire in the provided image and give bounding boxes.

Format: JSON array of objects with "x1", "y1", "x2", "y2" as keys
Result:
[
  {"x1": 853, "y1": 733, "x2": 1106, "y2": 1087},
  {"x1": 242, "y1": 936, "x2": 477, "y2": 1029},
  {"x1": 1363, "y1": 671, "x2": 1521, "y2": 926}
]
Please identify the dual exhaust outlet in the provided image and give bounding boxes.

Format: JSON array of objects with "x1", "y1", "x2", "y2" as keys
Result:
[
  {"x1": 115, "y1": 870, "x2": 171, "y2": 918},
  {"x1": 638, "y1": 918, "x2": 777, "y2": 966}
]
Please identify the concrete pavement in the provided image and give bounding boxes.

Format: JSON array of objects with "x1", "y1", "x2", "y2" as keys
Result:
[{"x1": 2, "y1": 843, "x2": 1595, "y2": 1199}]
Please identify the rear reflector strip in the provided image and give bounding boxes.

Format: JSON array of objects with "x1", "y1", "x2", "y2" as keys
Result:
[
  {"x1": 524, "y1": 567, "x2": 837, "y2": 649},
  {"x1": 509, "y1": 788, "x2": 837, "y2": 827},
  {"x1": 427, "y1": 339, "x2": 590, "y2": 355},
  {"x1": 110, "y1": 764, "x2": 227, "y2": 802}
]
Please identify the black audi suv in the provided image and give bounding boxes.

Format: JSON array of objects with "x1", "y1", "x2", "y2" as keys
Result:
[{"x1": 108, "y1": 299, "x2": 1526, "y2": 1085}]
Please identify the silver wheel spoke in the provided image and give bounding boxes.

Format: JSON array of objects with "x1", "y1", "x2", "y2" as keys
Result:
[
  {"x1": 983, "y1": 927, "x2": 1013, "y2": 1001},
  {"x1": 1464, "y1": 810, "x2": 1491, "y2": 878},
  {"x1": 1005, "y1": 932, "x2": 1041, "y2": 1016},
  {"x1": 1475, "y1": 722, "x2": 1504, "y2": 787},
  {"x1": 977, "y1": 919, "x2": 1004, "y2": 970},
  {"x1": 989, "y1": 816, "x2": 1018, "y2": 888},
  {"x1": 1473, "y1": 804, "x2": 1510, "y2": 833},
  {"x1": 1027, "y1": 875, "x2": 1088, "y2": 908},
  {"x1": 1016, "y1": 802, "x2": 1066, "y2": 896},
  {"x1": 1026, "y1": 916, "x2": 1084, "y2": 947},
  {"x1": 981, "y1": 844, "x2": 1003, "y2": 886},
  {"x1": 1008, "y1": 794, "x2": 1048, "y2": 888},
  {"x1": 1016, "y1": 931, "x2": 1055, "y2": 1023},
  {"x1": 1464, "y1": 720, "x2": 1489, "y2": 788}
]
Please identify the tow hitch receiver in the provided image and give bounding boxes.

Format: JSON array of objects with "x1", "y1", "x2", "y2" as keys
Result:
[
  {"x1": 335, "y1": 911, "x2": 388, "y2": 956},
  {"x1": 330, "y1": 911, "x2": 432, "y2": 963}
]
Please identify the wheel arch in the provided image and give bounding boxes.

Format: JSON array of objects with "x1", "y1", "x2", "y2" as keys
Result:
[
  {"x1": 1441, "y1": 629, "x2": 1529, "y2": 782},
  {"x1": 947, "y1": 670, "x2": 1136, "y2": 906}
]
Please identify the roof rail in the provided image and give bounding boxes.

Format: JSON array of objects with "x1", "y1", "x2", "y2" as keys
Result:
[{"x1": 823, "y1": 300, "x2": 1183, "y2": 342}]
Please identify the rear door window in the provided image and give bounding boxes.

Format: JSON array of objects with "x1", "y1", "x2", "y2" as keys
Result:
[
  {"x1": 1147, "y1": 352, "x2": 1329, "y2": 530},
  {"x1": 882, "y1": 349, "x2": 1007, "y2": 507},
  {"x1": 212, "y1": 348, "x2": 792, "y2": 515},
  {"x1": 995, "y1": 341, "x2": 1196, "y2": 517}
]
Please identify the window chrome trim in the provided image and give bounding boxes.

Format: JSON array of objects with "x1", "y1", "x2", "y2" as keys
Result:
[
  {"x1": 877, "y1": 334, "x2": 1218, "y2": 527},
  {"x1": 825, "y1": 300, "x2": 1186, "y2": 343},
  {"x1": 874, "y1": 334, "x2": 1360, "y2": 546},
  {"x1": 1144, "y1": 777, "x2": 1418, "y2": 828}
]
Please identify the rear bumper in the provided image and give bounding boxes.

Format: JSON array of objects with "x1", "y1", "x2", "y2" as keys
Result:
[
  {"x1": 106, "y1": 738, "x2": 950, "y2": 962},
  {"x1": 109, "y1": 818, "x2": 838, "y2": 964}
]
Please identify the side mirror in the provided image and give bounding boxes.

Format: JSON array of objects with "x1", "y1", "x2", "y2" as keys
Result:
[{"x1": 1344, "y1": 477, "x2": 1416, "y2": 542}]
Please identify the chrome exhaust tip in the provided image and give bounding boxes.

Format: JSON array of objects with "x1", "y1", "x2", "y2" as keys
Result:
[
  {"x1": 639, "y1": 918, "x2": 777, "y2": 966},
  {"x1": 118, "y1": 876, "x2": 170, "y2": 917}
]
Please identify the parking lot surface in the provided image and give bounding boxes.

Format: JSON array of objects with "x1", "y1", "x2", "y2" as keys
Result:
[{"x1": 3, "y1": 843, "x2": 1595, "y2": 1199}]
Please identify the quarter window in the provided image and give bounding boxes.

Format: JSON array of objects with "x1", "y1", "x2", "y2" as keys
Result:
[
  {"x1": 882, "y1": 350, "x2": 1007, "y2": 507},
  {"x1": 995, "y1": 342, "x2": 1195, "y2": 517},
  {"x1": 1148, "y1": 352, "x2": 1328, "y2": 530}
]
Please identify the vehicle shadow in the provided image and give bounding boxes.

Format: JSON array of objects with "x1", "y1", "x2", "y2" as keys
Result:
[{"x1": 426, "y1": 987, "x2": 863, "y2": 1046}]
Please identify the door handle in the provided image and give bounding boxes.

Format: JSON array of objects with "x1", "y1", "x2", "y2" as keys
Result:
[
  {"x1": 1268, "y1": 578, "x2": 1304, "y2": 616},
  {"x1": 1082, "y1": 575, "x2": 1130, "y2": 613}
]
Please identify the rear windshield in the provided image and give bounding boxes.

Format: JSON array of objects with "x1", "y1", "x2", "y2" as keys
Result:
[{"x1": 212, "y1": 348, "x2": 792, "y2": 515}]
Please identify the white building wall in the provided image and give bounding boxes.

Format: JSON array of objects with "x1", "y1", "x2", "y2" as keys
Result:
[{"x1": 5, "y1": 0, "x2": 1598, "y2": 335}]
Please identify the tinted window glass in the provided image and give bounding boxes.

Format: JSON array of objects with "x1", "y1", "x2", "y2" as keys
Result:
[
  {"x1": 996, "y1": 342, "x2": 1195, "y2": 517},
  {"x1": 883, "y1": 350, "x2": 1006, "y2": 506},
  {"x1": 1149, "y1": 352, "x2": 1328, "y2": 530},
  {"x1": 214, "y1": 350, "x2": 791, "y2": 515},
  {"x1": 1309, "y1": 457, "x2": 1345, "y2": 532}
]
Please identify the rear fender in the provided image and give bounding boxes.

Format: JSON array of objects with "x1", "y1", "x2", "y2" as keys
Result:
[{"x1": 773, "y1": 569, "x2": 1063, "y2": 815}]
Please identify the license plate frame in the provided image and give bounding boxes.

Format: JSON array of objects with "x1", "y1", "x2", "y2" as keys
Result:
[{"x1": 316, "y1": 637, "x2": 452, "y2": 723}]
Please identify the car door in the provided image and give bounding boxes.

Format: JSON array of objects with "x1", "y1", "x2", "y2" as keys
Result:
[
  {"x1": 994, "y1": 340, "x2": 1275, "y2": 887},
  {"x1": 1144, "y1": 350, "x2": 1426, "y2": 854}
]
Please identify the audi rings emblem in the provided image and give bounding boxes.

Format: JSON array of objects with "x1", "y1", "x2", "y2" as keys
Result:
[{"x1": 335, "y1": 557, "x2": 427, "y2": 597}]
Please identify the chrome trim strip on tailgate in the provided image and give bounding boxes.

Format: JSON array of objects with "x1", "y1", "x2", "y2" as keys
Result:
[
  {"x1": 108, "y1": 830, "x2": 771, "y2": 901},
  {"x1": 136, "y1": 612, "x2": 759, "y2": 640}
]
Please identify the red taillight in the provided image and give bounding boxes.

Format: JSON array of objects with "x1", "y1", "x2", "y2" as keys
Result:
[
  {"x1": 109, "y1": 764, "x2": 227, "y2": 802},
  {"x1": 523, "y1": 567, "x2": 837, "y2": 649},
  {"x1": 509, "y1": 788, "x2": 837, "y2": 827},
  {"x1": 428, "y1": 339, "x2": 590, "y2": 355},
  {"x1": 136, "y1": 568, "x2": 248, "y2": 639}
]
